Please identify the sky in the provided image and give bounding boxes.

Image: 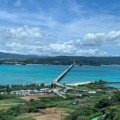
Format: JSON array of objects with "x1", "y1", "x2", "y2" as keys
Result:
[{"x1": 0, "y1": 0, "x2": 120, "y2": 56}]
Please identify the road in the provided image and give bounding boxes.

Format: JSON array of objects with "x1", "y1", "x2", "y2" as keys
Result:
[{"x1": 52, "y1": 88, "x2": 66, "y2": 99}]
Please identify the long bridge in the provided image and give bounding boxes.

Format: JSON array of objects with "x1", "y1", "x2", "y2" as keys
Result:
[
  {"x1": 53, "y1": 63, "x2": 74, "y2": 87},
  {"x1": 52, "y1": 63, "x2": 74, "y2": 98}
]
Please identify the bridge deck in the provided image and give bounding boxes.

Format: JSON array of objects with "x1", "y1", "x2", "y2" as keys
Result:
[
  {"x1": 53, "y1": 64, "x2": 74, "y2": 84},
  {"x1": 52, "y1": 64, "x2": 74, "y2": 98}
]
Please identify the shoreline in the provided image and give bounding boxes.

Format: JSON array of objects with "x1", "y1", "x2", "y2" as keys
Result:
[
  {"x1": 44, "y1": 82, "x2": 91, "y2": 86},
  {"x1": 66, "y1": 82, "x2": 91, "y2": 86}
]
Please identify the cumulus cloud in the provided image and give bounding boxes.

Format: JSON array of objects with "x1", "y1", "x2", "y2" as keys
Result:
[
  {"x1": 0, "y1": 26, "x2": 50, "y2": 55},
  {"x1": 0, "y1": 25, "x2": 45, "y2": 44},
  {"x1": 106, "y1": 31, "x2": 120, "y2": 41},
  {"x1": 0, "y1": 26, "x2": 109, "y2": 56},
  {"x1": 82, "y1": 33, "x2": 105, "y2": 46},
  {"x1": 47, "y1": 43, "x2": 107, "y2": 56},
  {"x1": 82, "y1": 31, "x2": 120, "y2": 46}
]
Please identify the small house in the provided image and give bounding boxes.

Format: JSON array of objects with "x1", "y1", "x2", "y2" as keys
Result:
[
  {"x1": 97, "y1": 89, "x2": 103, "y2": 93},
  {"x1": 88, "y1": 91, "x2": 96, "y2": 94},
  {"x1": 72, "y1": 99, "x2": 86, "y2": 105},
  {"x1": 64, "y1": 87, "x2": 73, "y2": 93},
  {"x1": 30, "y1": 89, "x2": 39, "y2": 94}
]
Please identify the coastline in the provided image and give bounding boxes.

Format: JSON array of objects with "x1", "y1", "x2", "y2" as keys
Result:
[{"x1": 66, "y1": 82, "x2": 91, "y2": 86}]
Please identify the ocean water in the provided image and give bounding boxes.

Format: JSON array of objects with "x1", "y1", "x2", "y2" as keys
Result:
[
  {"x1": 60, "y1": 65, "x2": 120, "y2": 83},
  {"x1": 106, "y1": 83, "x2": 120, "y2": 88},
  {"x1": 0, "y1": 65, "x2": 120, "y2": 88},
  {"x1": 0, "y1": 65, "x2": 68, "y2": 85}
]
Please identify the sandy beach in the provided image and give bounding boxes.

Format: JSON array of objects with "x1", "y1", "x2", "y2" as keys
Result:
[{"x1": 66, "y1": 82, "x2": 91, "y2": 86}]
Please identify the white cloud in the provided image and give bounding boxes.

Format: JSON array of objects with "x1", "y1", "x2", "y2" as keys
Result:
[
  {"x1": 106, "y1": 31, "x2": 120, "y2": 41},
  {"x1": 48, "y1": 43, "x2": 107, "y2": 56},
  {"x1": 63, "y1": 14, "x2": 120, "y2": 40},
  {"x1": 82, "y1": 33, "x2": 105, "y2": 46},
  {"x1": 0, "y1": 25, "x2": 45, "y2": 44},
  {"x1": 82, "y1": 31, "x2": 120, "y2": 46},
  {"x1": 0, "y1": 26, "x2": 109, "y2": 56}
]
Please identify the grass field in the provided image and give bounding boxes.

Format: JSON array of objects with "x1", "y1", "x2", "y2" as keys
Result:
[{"x1": 0, "y1": 97, "x2": 26, "y2": 110}]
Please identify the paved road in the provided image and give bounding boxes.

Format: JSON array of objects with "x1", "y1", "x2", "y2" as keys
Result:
[{"x1": 52, "y1": 88, "x2": 66, "y2": 99}]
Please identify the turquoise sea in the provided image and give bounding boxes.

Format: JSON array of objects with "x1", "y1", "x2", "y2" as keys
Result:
[{"x1": 0, "y1": 65, "x2": 120, "y2": 88}]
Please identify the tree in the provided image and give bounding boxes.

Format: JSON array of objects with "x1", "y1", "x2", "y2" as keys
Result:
[
  {"x1": 50, "y1": 83, "x2": 54, "y2": 88},
  {"x1": 77, "y1": 116, "x2": 85, "y2": 120},
  {"x1": 95, "y1": 98, "x2": 110, "y2": 108},
  {"x1": 40, "y1": 83, "x2": 45, "y2": 87}
]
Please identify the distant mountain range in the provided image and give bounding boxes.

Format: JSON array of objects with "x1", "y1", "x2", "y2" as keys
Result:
[
  {"x1": 1, "y1": 51, "x2": 120, "y2": 61},
  {"x1": 0, "y1": 52, "x2": 48, "y2": 58},
  {"x1": 1, "y1": 51, "x2": 120, "y2": 65}
]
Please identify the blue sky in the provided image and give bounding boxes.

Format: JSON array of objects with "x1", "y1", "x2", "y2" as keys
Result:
[{"x1": 0, "y1": 0, "x2": 120, "y2": 56}]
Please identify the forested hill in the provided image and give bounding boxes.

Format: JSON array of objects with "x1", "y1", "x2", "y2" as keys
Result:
[
  {"x1": 1, "y1": 53, "x2": 120, "y2": 65},
  {"x1": 48, "y1": 56, "x2": 120, "y2": 65},
  {"x1": 54, "y1": 56, "x2": 120, "y2": 65}
]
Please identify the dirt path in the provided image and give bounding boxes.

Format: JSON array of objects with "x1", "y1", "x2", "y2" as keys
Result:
[
  {"x1": 31, "y1": 108, "x2": 67, "y2": 120},
  {"x1": 21, "y1": 93, "x2": 55, "y2": 101}
]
